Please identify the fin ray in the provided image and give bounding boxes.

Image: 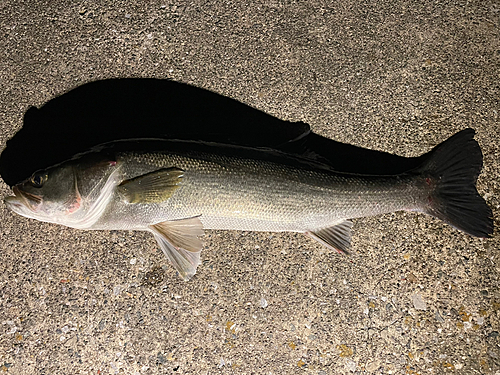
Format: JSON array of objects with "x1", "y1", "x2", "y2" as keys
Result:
[
  {"x1": 149, "y1": 216, "x2": 204, "y2": 281},
  {"x1": 151, "y1": 216, "x2": 203, "y2": 252},
  {"x1": 118, "y1": 167, "x2": 183, "y2": 204},
  {"x1": 416, "y1": 129, "x2": 493, "y2": 237},
  {"x1": 306, "y1": 220, "x2": 353, "y2": 254}
]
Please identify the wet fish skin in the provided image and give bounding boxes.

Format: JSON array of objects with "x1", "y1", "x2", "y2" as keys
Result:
[
  {"x1": 4, "y1": 129, "x2": 493, "y2": 280},
  {"x1": 93, "y1": 147, "x2": 424, "y2": 232}
]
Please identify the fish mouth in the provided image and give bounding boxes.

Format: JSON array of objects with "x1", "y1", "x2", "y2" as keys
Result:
[{"x1": 5, "y1": 186, "x2": 42, "y2": 212}]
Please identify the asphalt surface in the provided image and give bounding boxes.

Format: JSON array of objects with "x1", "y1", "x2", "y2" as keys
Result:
[{"x1": 0, "y1": 1, "x2": 499, "y2": 374}]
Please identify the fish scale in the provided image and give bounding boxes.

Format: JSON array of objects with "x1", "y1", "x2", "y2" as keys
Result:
[{"x1": 91, "y1": 150, "x2": 423, "y2": 232}]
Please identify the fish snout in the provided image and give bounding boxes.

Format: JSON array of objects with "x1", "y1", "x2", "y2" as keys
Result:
[
  {"x1": 8, "y1": 186, "x2": 43, "y2": 212},
  {"x1": 4, "y1": 194, "x2": 26, "y2": 214}
]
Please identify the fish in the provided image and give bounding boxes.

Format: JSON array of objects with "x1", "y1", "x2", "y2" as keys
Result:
[{"x1": 4, "y1": 129, "x2": 493, "y2": 280}]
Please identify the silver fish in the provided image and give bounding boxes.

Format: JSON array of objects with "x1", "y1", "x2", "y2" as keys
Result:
[{"x1": 4, "y1": 129, "x2": 493, "y2": 280}]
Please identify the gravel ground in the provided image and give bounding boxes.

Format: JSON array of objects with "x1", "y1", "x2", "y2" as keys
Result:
[{"x1": 0, "y1": 1, "x2": 499, "y2": 374}]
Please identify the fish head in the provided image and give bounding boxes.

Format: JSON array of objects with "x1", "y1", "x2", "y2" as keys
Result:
[
  {"x1": 5, "y1": 162, "x2": 82, "y2": 223},
  {"x1": 4, "y1": 152, "x2": 119, "y2": 226}
]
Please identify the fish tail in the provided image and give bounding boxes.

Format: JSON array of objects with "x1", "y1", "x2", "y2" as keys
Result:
[{"x1": 416, "y1": 128, "x2": 493, "y2": 237}]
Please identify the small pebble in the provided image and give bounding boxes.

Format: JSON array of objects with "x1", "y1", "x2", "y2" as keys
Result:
[
  {"x1": 218, "y1": 358, "x2": 225, "y2": 368},
  {"x1": 411, "y1": 294, "x2": 427, "y2": 310},
  {"x1": 98, "y1": 320, "x2": 106, "y2": 330},
  {"x1": 366, "y1": 359, "x2": 381, "y2": 372},
  {"x1": 157, "y1": 353, "x2": 166, "y2": 364},
  {"x1": 260, "y1": 298, "x2": 268, "y2": 308},
  {"x1": 435, "y1": 310, "x2": 445, "y2": 323},
  {"x1": 345, "y1": 359, "x2": 356, "y2": 372}
]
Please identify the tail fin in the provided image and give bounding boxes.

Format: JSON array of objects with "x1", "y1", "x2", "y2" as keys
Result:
[{"x1": 417, "y1": 129, "x2": 493, "y2": 237}]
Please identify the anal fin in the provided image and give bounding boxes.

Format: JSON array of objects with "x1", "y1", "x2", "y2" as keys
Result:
[
  {"x1": 149, "y1": 216, "x2": 204, "y2": 281},
  {"x1": 306, "y1": 220, "x2": 353, "y2": 255}
]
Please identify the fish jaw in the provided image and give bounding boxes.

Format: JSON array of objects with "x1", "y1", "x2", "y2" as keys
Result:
[
  {"x1": 4, "y1": 186, "x2": 43, "y2": 219},
  {"x1": 4, "y1": 195, "x2": 25, "y2": 215}
]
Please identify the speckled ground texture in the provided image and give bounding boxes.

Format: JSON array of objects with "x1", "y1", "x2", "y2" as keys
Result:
[{"x1": 1, "y1": 1, "x2": 499, "y2": 374}]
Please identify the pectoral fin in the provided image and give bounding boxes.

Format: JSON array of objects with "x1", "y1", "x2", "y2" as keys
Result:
[
  {"x1": 306, "y1": 220, "x2": 353, "y2": 255},
  {"x1": 149, "y1": 216, "x2": 204, "y2": 281},
  {"x1": 118, "y1": 167, "x2": 184, "y2": 204}
]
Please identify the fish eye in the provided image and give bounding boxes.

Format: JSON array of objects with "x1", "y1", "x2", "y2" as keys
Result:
[{"x1": 30, "y1": 173, "x2": 48, "y2": 188}]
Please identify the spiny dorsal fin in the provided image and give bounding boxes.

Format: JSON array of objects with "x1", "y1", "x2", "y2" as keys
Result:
[
  {"x1": 149, "y1": 216, "x2": 204, "y2": 281},
  {"x1": 306, "y1": 220, "x2": 353, "y2": 255},
  {"x1": 118, "y1": 167, "x2": 183, "y2": 204}
]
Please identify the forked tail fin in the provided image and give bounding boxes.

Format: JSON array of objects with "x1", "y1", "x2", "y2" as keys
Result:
[{"x1": 417, "y1": 129, "x2": 493, "y2": 237}]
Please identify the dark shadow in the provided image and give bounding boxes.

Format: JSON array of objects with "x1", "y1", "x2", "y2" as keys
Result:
[{"x1": 0, "y1": 79, "x2": 422, "y2": 186}]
